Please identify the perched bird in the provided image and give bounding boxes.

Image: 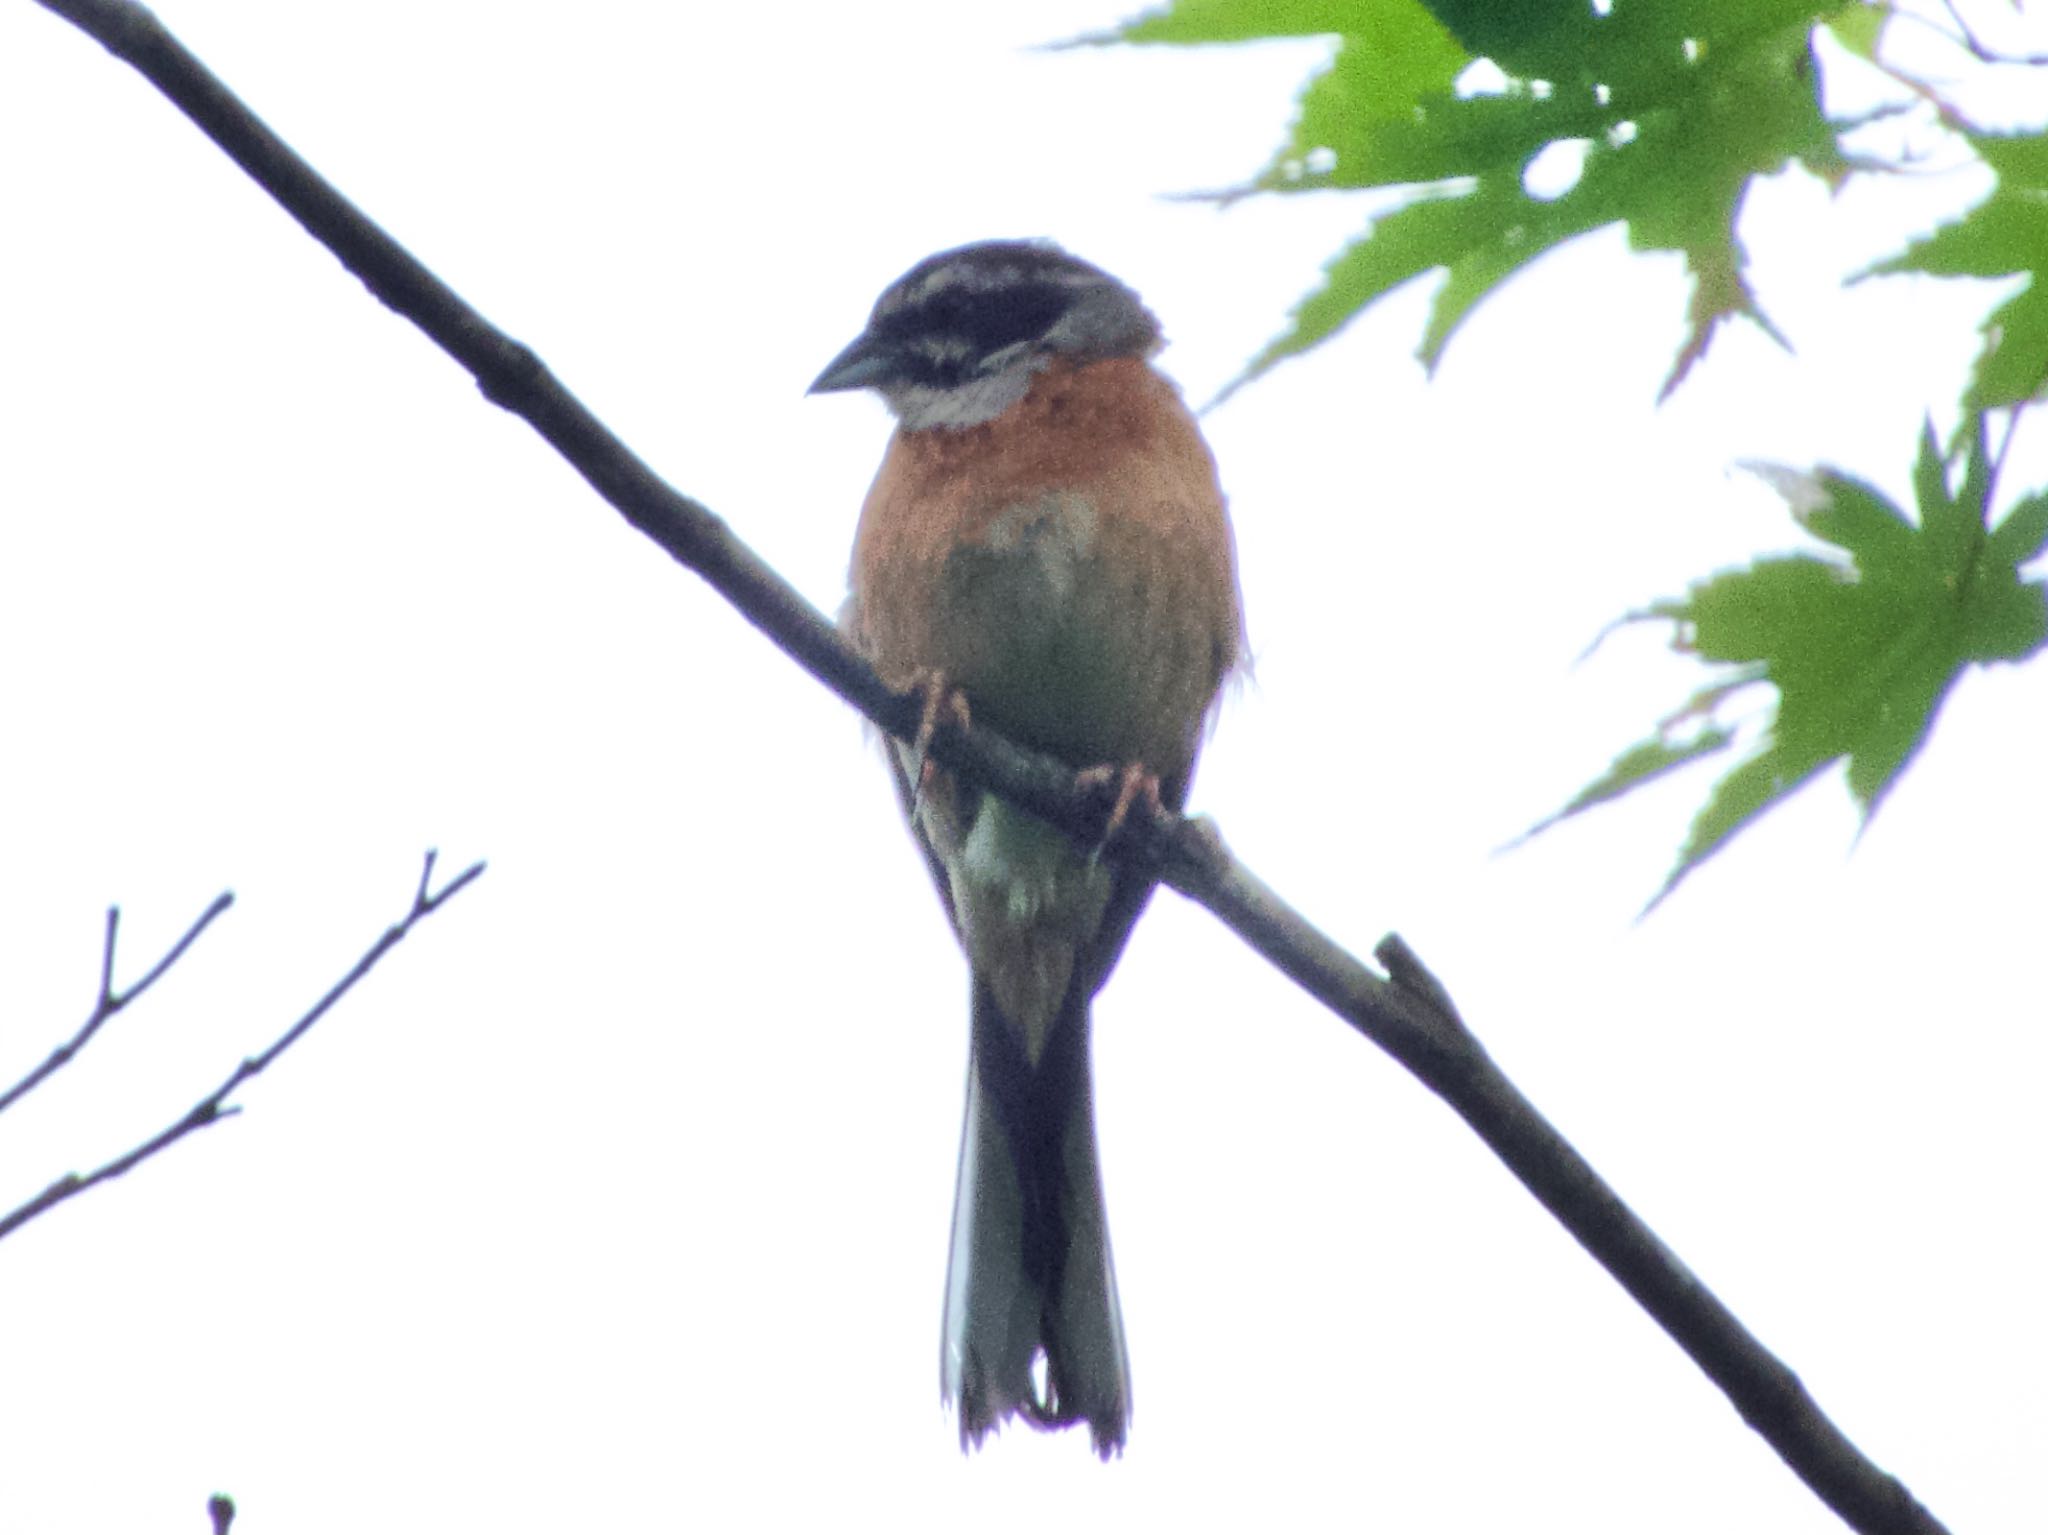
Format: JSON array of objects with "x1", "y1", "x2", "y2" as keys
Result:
[{"x1": 811, "y1": 240, "x2": 1244, "y2": 1457}]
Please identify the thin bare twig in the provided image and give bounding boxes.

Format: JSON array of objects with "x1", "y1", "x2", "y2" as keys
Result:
[
  {"x1": 0, "y1": 851, "x2": 484, "y2": 1243},
  {"x1": 0, "y1": 893, "x2": 235, "y2": 1118},
  {"x1": 1937, "y1": 0, "x2": 2048, "y2": 66},
  {"x1": 26, "y1": 5, "x2": 1951, "y2": 1533},
  {"x1": 1991, "y1": 402, "x2": 2026, "y2": 487}
]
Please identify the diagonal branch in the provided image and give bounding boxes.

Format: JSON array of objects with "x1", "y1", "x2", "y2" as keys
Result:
[
  {"x1": 0, "y1": 893, "x2": 234, "y2": 1118},
  {"x1": 27, "y1": 4, "x2": 1948, "y2": 1533},
  {"x1": 1933, "y1": 0, "x2": 2048, "y2": 67},
  {"x1": 0, "y1": 851, "x2": 485, "y2": 1243}
]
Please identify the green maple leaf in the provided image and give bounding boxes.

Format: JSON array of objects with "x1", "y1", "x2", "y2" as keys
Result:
[
  {"x1": 1526, "y1": 414, "x2": 2048, "y2": 910},
  {"x1": 1861, "y1": 129, "x2": 2048, "y2": 411},
  {"x1": 1094, "y1": 0, "x2": 1858, "y2": 396}
]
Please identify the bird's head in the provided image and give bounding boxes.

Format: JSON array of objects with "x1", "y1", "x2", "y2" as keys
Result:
[{"x1": 809, "y1": 239, "x2": 1162, "y2": 431}]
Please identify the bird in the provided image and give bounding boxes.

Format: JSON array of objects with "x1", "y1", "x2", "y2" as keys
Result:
[{"x1": 810, "y1": 239, "x2": 1244, "y2": 1457}]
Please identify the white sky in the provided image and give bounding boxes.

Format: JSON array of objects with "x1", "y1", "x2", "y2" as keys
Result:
[{"x1": 1, "y1": 2, "x2": 2043, "y2": 1531}]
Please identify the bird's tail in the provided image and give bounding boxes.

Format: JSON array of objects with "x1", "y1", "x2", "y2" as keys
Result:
[{"x1": 941, "y1": 981, "x2": 1130, "y2": 1457}]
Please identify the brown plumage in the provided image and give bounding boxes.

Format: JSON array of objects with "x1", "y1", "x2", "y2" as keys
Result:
[
  {"x1": 814, "y1": 240, "x2": 1242, "y2": 1457},
  {"x1": 848, "y1": 356, "x2": 1241, "y2": 782}
]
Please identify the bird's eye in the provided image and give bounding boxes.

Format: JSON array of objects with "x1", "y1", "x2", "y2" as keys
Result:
[{"x1": 919, "y1": 282, "x2": 1073, "y2": 362}]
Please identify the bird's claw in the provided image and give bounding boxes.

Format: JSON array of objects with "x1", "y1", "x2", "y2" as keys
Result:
[
  {"x1": 907, "y1": 673, "x2": 971, "y2": 820},
  {"x1": 1075, "y1": 762, "x2": 1163, "y2": 862}
]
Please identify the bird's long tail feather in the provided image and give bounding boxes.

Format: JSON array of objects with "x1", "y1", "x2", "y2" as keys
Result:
[{"x1": 941, "y1": 981, "x2": 1130, "y2": 1457}]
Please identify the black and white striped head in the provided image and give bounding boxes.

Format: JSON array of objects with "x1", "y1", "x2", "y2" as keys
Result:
[{"x1": 809, "y1": 240, "x2": 1162, "y2": 431}]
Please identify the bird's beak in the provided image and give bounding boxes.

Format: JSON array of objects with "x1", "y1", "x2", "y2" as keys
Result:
[{"x1": 808, "y1": 331, "x2": 898, "y2": 394}]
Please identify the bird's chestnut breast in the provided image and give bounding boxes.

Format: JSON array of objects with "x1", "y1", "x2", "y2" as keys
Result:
[{"x1": 849, "y1": 357, "x2": 1242, "y2": 778}]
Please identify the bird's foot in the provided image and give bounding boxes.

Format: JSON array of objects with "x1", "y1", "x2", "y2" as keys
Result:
[
  {"x1": 907, "y1": 672, "x2": 971, "y2": 817},
  {"x1": 1074, "y1": 761, "x2": 1163, "y2": 862}
]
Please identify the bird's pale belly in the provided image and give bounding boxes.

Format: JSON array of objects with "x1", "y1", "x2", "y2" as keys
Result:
[{"x1": 912, "y1": 489, "x2": 1207, "y2": 774}]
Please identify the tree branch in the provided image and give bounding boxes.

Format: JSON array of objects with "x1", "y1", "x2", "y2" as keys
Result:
[
  {"x1": 1933, "y1": 0, "x2": 2048, "y2": 67},
  {"x1": 0, "y1": 893, "x2": 234, "y2": 1118},
  {"x1": 26, "y1": 4, "x2": 1949, "y2": 1532},
  {"x1": 0, "y1": 851, "x2": 484, "y2": 1243}
]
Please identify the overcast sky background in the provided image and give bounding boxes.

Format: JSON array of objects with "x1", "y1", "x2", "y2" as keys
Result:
[{"x1": 1, "y1": 2, "x2": 2043, "y2": 1531}]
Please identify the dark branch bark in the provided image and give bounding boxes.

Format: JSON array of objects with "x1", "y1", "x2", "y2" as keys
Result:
[
  {"x1": 28, "y1": 4, "x2": 1949, "y2": 1532},
  {"x1": 0, "y1": 894, "x2": 234, "y2": 1118},
  {"x1": 0, "y1": 851, "x2": 484, "y2": 1243}
]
